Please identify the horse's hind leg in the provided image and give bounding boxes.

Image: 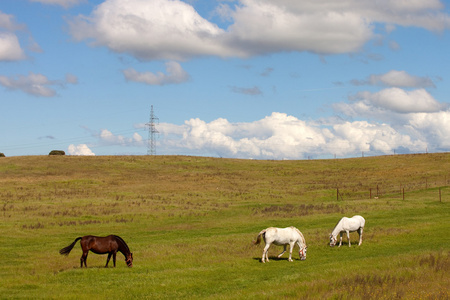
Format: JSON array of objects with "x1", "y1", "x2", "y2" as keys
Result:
[
  {"x1": 358, "y1": 228, "x2": 363, "y2": 246},
  {"x1": 262, "y1": 244, "x2": 270, "y2": 263},
  {"x1": 81, "y1": 252, "x2": 88, "y2": 268},
  {"x1": 277, "y1": 245, "x2": 287, "y2": 258},
  {"x1": 105, "y1": 253, "x2": 112, "y2": 267}
]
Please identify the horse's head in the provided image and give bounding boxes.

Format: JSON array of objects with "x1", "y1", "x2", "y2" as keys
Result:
[
  {"x1": 126, "y1": 253, "x2": 133, "y2": 267},
  {"x1": 329, "y1": 234, "x2": 337, "y2": 247},
  {"x1": 299, "y1": 246, "x2": 307, "y2": 261}
]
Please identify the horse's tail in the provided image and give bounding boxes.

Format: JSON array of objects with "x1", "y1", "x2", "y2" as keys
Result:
[
  {"x1": 59, "y1": 237, "x2": 82, "y2": 256},
  {"x1": 253, "y1": 229, "x2": 266, "y2": 245}
]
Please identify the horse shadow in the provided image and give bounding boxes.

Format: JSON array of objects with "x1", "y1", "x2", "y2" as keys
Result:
[{"x1": 252, "y1": 257, "x2": 297, "y2": 262}]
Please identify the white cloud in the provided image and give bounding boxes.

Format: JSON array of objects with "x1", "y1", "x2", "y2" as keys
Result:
[
  {"x1": 123, "y1": 61, "x2": 189, "y2": 85},
  {"x1": 0, "y1": 33, "x2": 26, "y2": 61},
  {"x1": 68, "y1": 144, "x2": 95, "y2": 156},
  {"x1": 67, "y1": 0, "x2": 450, "y2": 61},
  {"x1": 65, "y1": 73, "x2": 78, "y2": 84},
  {"x1": 331, "y1": 121, "x2": 425, "y2": 154},
  {"x1": 229, "y1": 85, "x2": 262, "y2": 95},
  {"x1": 226, "y1": 0, "x2": 373, "y2": 55},
  {"x1": 354, "y1": 88, "x2": 444, "y2": 114},
  {"x1": 133, "y1": 132, "x2": 143, "y2": 143},
  {"x1": 0, "y1": 72, "x2": 77, "y2": 97},
  {"x1": 352, "y1": 70, "x2": 435, "y2": 88},
  {"x1": 407, "y1": 111, "x2": 450, "y2": 149},
  {"x1": 269, "y1": 0, "x2": 450, "y2": 31},
  {"x1": 0, "y1": 11, "x2": 25, "y2": 31},
  {"x1": 68, "y1": 0, "x2": 226, "y2": 61},
  {"x1": 0, "y1": 11, "x2": 27, "y2": 61},
  {"x1": 29, "y1": 0, "x2": 86, "y2": 8},
  {"x1": 99, "y1": 129, "x2": 144, "y2": 146},
  {"x1": 0, "y1": 72, "x2": 56, "y2": 97}
]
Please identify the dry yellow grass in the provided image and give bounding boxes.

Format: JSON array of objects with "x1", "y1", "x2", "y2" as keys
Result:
[{"x1": 0, "y1": 153, "x2": 449, "y2": 299}]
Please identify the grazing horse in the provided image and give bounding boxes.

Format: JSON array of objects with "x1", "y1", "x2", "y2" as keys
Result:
[
  {"x1": 253, "y1": 226, "x2": 307, "y2": 263},
  {"x1": 59, "y1": 235, "x2": 133, "y2": 268},
  {"x1": 329, "y1": 215, "x2": 365, "y2": 247}
]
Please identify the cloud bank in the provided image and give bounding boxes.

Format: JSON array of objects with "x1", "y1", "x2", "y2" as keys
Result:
[{"x1": 155, "y1": 112, "x2": 435, "y2": 159}]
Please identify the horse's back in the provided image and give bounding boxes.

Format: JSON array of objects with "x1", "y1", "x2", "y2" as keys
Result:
[
  {"x1": 81, "y1": 235, "x2": 118, "y2": 253},
  {"x1": 264, "y1": 227, "x2": 301, "y2": 244},
  {"x1": 343, "y1": 215, "x2": 365, "y2": 230},
  {"x1": 352, "y1": 215, "x2": 365, "y2": 227}
]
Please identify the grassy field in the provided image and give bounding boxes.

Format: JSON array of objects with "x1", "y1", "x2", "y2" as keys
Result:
[{"x1": 0, "y1": 154, "x2": 449, "y2": 299}]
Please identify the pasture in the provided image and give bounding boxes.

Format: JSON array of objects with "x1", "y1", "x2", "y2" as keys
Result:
[{"x1": 0, "y1": 154, "x2": 449, "y2": 299}]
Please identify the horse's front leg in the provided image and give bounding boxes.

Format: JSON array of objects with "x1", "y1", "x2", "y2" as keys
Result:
[
  {"x1": 262, "y1": 244, "x2": 270, "y2": 263},
  {"x1": 112, "y1": 252, "x2": 117, "y2": 267},
  {"x1": 288, "y1": 243, "x2": 294, "y2": 262},
  {"x1": 358, "y1": 228, "x2": 363, "y2": 246},
  {"x1": 277, "y1": 245, "x2": 287, "y2": 258},
  {"x1": 347, "y1": 231, "x2": 351, "y2": 247},
  {"x1": 105, "y1": 253, "x2": 112, "y2": 267},
  {"x1": 338, "y1": 232, "x2": 343, "y2": 247}
]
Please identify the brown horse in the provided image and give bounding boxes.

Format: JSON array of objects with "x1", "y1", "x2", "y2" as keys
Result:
[{"x1": 59, "y1": 235, "x2": 133, "y2": 268}]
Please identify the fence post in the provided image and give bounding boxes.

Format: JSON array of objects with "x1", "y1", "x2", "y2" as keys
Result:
[
  {"x1": 369, "y1": 188, "x2": 372, "y2": 199},
  {"x1": 402, "y1": 188, "x2": 405, "y2": 201},
  {"x1": 439, "y1": 188, "x2": 442, "y2": 203},
  {"x1": 337, "y1": 188, "x2": 339, "y2": 201}
]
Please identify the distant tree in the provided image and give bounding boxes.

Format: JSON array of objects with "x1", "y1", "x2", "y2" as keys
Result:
[
  {"x1": 49, "y1": 150, "x2": 65, "y2": 156},
  {"x1": 0, "y1": 153, "x2": 5, "y2": 157}
]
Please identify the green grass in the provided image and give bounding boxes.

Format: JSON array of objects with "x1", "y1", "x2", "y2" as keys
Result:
[{"x1": 0, "y1": 154, "x2": 449, "y2": 299}]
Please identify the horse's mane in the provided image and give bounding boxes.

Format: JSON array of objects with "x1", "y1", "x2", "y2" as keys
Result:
[
  {"x1": 114, "y1": 235, "x2": 131, "y2": 253},
  {"x1": 293, "y1": 227, "x2": 307, "y2": 247}
]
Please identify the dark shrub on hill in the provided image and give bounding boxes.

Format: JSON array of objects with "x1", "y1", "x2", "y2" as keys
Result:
[
  {"x1": 0, "y1": 153, "x2": 5, "y2": 157},
  {"x1": 49, "y1": 150, "x2": 65, "y2": 156}
]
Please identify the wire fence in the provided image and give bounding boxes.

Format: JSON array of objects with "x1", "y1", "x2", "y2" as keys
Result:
[{"x1": 336, "y1": 175, "x2": 450, "y2": 202}]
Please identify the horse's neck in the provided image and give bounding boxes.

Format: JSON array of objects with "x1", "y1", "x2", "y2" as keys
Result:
[
  {"x1": 332, "y1": 219, "x2": 344, "y2": 236},
  {"x1": 115, "y1": 237, "x2": 130, "y2": 256},
  {"x1": 298, "y1": 233, "x2": 306, "y2": 248},
  {"x1": 294, "y1": 228, "x2": 306, "y2": 247}
]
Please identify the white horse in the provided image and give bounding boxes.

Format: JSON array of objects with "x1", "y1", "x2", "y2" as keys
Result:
[
  {"x1": 329, "y1": 215, "x2": 365, "y2": 247},
  {"x1": 253, "y1": 226, "x2": 307, "y2": 263}
]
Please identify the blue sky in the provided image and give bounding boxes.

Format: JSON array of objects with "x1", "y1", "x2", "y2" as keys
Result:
[{"x1": 1, "y1": 0, "x2": 450, "y2": 159}]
